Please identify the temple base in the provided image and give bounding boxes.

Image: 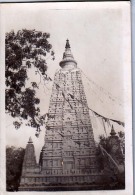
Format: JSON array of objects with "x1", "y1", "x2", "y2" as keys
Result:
[
  {"x1": 19, "y1": 173, "x2": 124, "y2": 191},
  {"x1": 19, "y1": 183, "x2": 125, "y2": 191}
]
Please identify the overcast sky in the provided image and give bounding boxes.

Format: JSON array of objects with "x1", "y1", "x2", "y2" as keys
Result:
[{"x1": 3, "y1": 2, "x2": 130, "y2": 160}]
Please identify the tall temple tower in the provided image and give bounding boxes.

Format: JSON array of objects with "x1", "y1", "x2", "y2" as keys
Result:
[
  {"x1": 41, "y1": 39, "x2": 98, "y2": 175},
  {"x1": 19, "y1": 40, "x2": 101, "y2": 191}
]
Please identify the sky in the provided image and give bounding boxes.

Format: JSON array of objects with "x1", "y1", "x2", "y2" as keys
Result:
[{"x1": 3, "y1": 2, "x2": 130, "y2": 161}]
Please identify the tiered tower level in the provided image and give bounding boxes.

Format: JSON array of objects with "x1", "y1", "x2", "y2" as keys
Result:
[{"x1": 19, "y1": 40, "x2": 101, "y2": 191}]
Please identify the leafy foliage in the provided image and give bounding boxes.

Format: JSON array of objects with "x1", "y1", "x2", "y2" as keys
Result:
[
  {"x1": 6, "y1": 146, "x2": 25, "y2": 191},
  {"x1": 97, "y1": 132, "x2": 125, "y2": 168},
  {"x1": 96, "y1": 132, "x2": 125, "y2": 187},
  {"x1": 6, "y1": 29, "x2": 55, "y2": 133}
]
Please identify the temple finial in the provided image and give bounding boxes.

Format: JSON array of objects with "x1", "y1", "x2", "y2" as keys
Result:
[
  {"x1": 65, "y1": 39, "x2": 70, "y2": 49},
  {"x1": 110, "y1": 125, "x2": 116, "y2": 136},
  {"x1": 59, "y1": 40, "x2": 77, "y2": 68},
  {"x1": 28, "y1": 136, "x2": 33, "y2": 143}
]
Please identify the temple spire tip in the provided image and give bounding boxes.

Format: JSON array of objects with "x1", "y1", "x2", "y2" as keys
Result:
[
  {"x1": 65, "y1": 39, "x2": 70, "y2": 49},
  {"x1": 110, "y1": 125, "x2": 116, "y2": 136},
  {"x1": 59, "y1": 40, "x2": 77, "y2": 68},
  {"x1": 28, "y1": 136, "x2": 33, "y2": 143}
]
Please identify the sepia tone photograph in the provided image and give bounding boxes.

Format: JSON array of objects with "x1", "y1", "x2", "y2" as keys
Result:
[{"x1": 1, "y1": 1, "x2": 132, "y2": 194}]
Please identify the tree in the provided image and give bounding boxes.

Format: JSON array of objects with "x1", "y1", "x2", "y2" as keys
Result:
[
  {"x1": 6, "y1": 146, "x2": 25, "y2": 191},
  {"x1": 98, "y1": 132, "x2": 125, "y2": 165},
  {"x1": 96, "y1": 132, "x2": 125, "y2": 188},
  {"x1": 6, "y1": 29, "x2": 55, "y2": 134}
]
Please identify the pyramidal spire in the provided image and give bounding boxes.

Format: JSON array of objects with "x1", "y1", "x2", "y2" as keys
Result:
[
  {"x1": 22, "y1": 137, "x2": 37, "y2": 172},
  {"x1": 110, "y1": 125, "x2": 116, "y2": 136},
  {"x1": 59, "y1": 39, "x2": 77, "y2": 69}
]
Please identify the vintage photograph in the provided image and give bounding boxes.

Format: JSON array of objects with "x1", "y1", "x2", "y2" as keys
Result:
[{"x1": 3, "y1": 2, "x2": 132, "y2": 193}]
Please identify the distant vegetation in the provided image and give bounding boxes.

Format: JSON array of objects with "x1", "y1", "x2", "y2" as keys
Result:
[{"x1": 6, "y1": 146, "x2": 25, "y2": 191}]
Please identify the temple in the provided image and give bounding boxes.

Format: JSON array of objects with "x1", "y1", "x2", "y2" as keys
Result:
[{"x1": 19, "y1": 40, "x2": 123, "y2": 191}]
